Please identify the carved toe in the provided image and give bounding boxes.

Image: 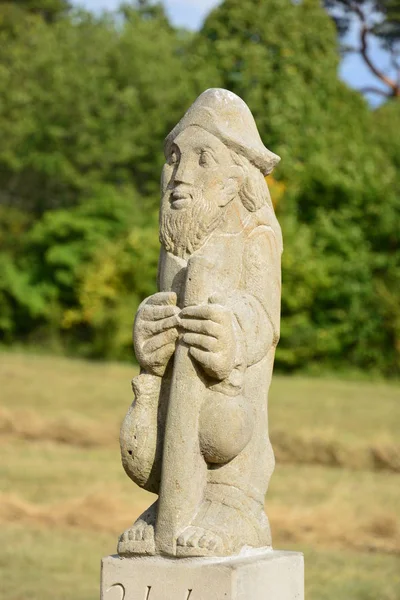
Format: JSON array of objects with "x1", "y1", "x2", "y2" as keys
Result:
[
  {"x1": 118, "y1": 521, "x2": 155, "y2": 556},
  {"x1": 176, "y1": 526, "x2": 225, "y2": 557}
]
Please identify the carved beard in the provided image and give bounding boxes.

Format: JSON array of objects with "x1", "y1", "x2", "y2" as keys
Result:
[{"x1": 159, "y1": 187, "x2": 226, "y2": 260}]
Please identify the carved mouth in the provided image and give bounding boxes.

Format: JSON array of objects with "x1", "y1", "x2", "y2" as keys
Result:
[{"x1": 170, "y1": 190, "x2": 191, "y2": 209}]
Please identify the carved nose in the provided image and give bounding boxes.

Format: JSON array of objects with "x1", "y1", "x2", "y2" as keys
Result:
[{"x1": 174, "y1": 158, "x2": 194, "y2": 185}]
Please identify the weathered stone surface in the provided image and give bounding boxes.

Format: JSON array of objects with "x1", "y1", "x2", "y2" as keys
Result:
[
  {"x1": 118, "y1": 88, "x2": 283, "y2": 558},
  {"x1": 101, "y1": 551, "x2": 304, "y2": 600}
]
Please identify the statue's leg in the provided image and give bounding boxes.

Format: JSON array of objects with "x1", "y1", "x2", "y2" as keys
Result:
[{"x1": 175, "y1": 386, "x2": 272, "y2": 557}]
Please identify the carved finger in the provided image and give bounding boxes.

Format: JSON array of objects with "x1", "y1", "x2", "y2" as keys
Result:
[
  {"x1": 143, "y1": 329, "x2": 179, "y2": 354},
  {"x1": 146, "y1": 291, "x2": 177, "y2": 306},
  {"x1": 180, "y1": 304, "x2": 225, "y2": 324},
  {"x1": 141, "y1": 304, "x2": 180, "y2": 321},
  {"x1": 150, "y1": 343, "x2": 176, "y2": 367},
  {"x1": 188, "y1": 347, "x2": 216, "y2": 371},
  {"x1": 189, "y1": 348, "x2": 232, "y2": 380},
  {"x1": 182, "y1": 333, "x2": 218, "y2": 352},
  {"x1": 143, "y1": 314, "x2": 180, "y2": 335},
  {"x1": 179, "y1": 318, "x2": 220, "y2": 338}
]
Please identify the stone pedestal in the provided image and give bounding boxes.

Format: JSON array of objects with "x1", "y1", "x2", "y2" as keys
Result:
[{"x1": 101, "y1": 550, "x2": 304, "y2": 600}]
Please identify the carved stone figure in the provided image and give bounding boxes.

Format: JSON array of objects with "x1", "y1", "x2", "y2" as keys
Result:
[{"x1": 118, "y1": 88, "x2": 282, "y2": 559}]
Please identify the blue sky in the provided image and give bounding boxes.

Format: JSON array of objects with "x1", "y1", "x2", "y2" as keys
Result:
[
  {"x1": 72, "y1": 0, "x2": 221, "y2": 28},
  {"x1": 72, "y1": 0, "x2": 390, "y2": 105}
]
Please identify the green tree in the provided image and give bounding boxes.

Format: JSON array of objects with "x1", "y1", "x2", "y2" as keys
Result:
[
  {"x1": 0, "y1": 0, "x2": 71, "y2": 34},
  {"x1": 195, "y1": 0, "x2": 375, "y2": 181},
  {"x1": 0, "y1": 2, "x2": 207, "y2": 356},
  {"x1": 0, "y1": 3, "x2": 203, "y2": 215},
  {"x1": 0, "y1": 0, "x2": 398, "y2": 374},
  {"x1": 194, "y1": 0, "x2": 400, "y2": 375}
]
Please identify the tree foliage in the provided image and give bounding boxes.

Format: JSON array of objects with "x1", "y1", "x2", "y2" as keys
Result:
[
  {"x1": 0, "y1": 0, "x2": 398, "y2": 376},
  {"x1": 192, "y1": 0, "x2": 400, "y2": 374},
  {"x1": 0, "y1": 4, "x2": 202, "y2": 215},
  {"x1": 0, "y1": 0, "x2": 71, "y2": 35}
]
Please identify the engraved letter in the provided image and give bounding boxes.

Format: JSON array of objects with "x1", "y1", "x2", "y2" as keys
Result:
[{"x1": 106, "y1": 583, "x2": 125, "y2": 600}]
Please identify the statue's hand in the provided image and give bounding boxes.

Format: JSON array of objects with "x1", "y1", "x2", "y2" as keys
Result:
[
  {"x1": 134, "y1": 292, "x2": 180, "y2": 377},
  {"x1": 180, "y1": 294, "x2": 238, "y2": 381}
]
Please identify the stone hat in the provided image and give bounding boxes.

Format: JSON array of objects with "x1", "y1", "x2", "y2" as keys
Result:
[{"x1": 164, "y1": 88, "x2": 280, "y2": 176}]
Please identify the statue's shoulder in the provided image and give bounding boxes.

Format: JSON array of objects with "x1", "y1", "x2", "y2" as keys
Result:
[
  {"x1": 243, "y1": 220, "x2": 281, "y2": 271},
  {"x1": 245, "y1": 218, "x2": 277, "y2": 245},
  {"x1": 245, "y1": 206, "x2": 282, "y2": 254}
]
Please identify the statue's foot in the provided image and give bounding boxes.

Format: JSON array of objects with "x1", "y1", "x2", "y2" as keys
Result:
[
  {"x1": 174, "y1": 485, "x2": 271, "y2": 558},
  {"x1": 117, "y1": 502, "x2": 157, "y2": 556},
  {"x1": 175, "y1": 498, "x2": 236, "y2": 557},
  {"x1": 176, "y1": 525, "x2": 225, "y2": 557},
  {"x1": 118, "y1": 519, "x2": 155, "y2": 555}
]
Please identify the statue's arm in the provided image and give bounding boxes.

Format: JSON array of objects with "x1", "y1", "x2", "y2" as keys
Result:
[
  {"x1": 200, "y1": 226, "x2": 280, "y2": 396},
  {"x1": 179, "y1": 227, "x2": 281, "y2": 391},
  {"x1": 228, "y1": 225, "x2": 281, "y2": 368}
]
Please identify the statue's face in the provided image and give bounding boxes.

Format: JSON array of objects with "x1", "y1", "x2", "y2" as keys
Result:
[
  {"x1": 162, "y1": 126, "x2": 237, "y2": 211},
  {"x1": 160, "y1": 126, "x2": 241, "y2": 259}
]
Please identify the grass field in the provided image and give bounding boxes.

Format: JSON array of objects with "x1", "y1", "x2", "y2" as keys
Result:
[{"x1": 0, "y1": 352, "x2": 399, "y2": 600}]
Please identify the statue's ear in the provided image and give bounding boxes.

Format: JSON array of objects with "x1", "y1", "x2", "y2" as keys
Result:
[
  {"x1": 239, "y1": 169, "x2": 269, "y2": 212},
  {"x1": 218, "y1": 166, "x2": 244, "y2": 207}
]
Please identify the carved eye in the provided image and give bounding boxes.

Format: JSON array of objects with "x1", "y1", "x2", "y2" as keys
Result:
[
  {"x1": 199, "y1": 150, "x2": 215, "y2": 167},
  {"x1": 169, "y1": 150, "x2": 178, "y2": 166}
]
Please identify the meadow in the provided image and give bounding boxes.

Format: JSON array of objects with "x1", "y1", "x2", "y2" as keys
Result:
[{"x1": 0, "y1": 352, "x2": 399, "y2": 600}]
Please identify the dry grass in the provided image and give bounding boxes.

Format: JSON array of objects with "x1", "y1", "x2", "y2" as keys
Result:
[
  {"x1": 270, "y1": 374, "x2": 400, "y2": 445},
  {"x1": 2, "y1": 352, "x2": 400, "y2": 442},
  {"x1": 1, "y1": 524, "x2": 399, "y2": 600},
  {"x1": 0, "y1": 407, "x2": 116, "y2": 448},
  {"x1": 2, "y1": 406, "x2": 400, "y2": 473},
  {"x1": 3, "y1": 437, "x2": 399, "y2": 518},
  {"x1": 0, "y1": 491, "x2": 144, "y2": 534},
  {"x1": 272, "y1": 429, "x2": 400, "y2": 473},
  {"x1": 1, "y1": 351, "x2": 400, "y2": 599},
  {"x1": 271, "y1": 504, "x2": 400, "y2": 555},
  {"x1": 0, "y1": 351, "x2": 136, "y2": 422},
  {"x1": 1, "y1": 491, "x2": 399, "y2": 556}
]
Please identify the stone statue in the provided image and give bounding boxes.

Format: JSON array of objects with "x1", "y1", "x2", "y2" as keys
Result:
[{"x1": 118, "y1": 88, "x2": 282, "y2": 559}]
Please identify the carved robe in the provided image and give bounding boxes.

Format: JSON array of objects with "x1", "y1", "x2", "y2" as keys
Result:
[{"x1": 120, "y1": 206, "x2": 281, "y2": 554}]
